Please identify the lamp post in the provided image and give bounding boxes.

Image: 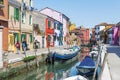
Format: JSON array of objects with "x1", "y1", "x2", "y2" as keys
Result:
[{"x1": 0, "y1": 26, "x2": 3, "y2": 68}]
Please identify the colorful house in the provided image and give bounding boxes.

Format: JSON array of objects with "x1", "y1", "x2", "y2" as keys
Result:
[
  {"x1": 0, "y1": 0, "x2": 8, "y2": 51},
  {"x1": 33, "y1": 11, "x2": 47, "y2": 48},
  {"x1": 20, "y1": 0, "x2": 34, "y2": 50},
  {"x1": 54, "y1": 21, "x2": 63, "y2": 46},
  {"x1": 79, "y1": 27, "x2": 90, "y2": 45},
  {"x1": 46, "y1": 17, "x2": 54, "y2": 47},
  {"x1": 112, "y1": 26, "x2": 118, "y2": 45},
  {"x1": 8, "y1": 0, "x2": 21, "y2": 52},
  {"x1": 116, "y1": 22, "x2": 120, "y2": 46},
  {"x1": 40, "y1": 7, "x2": 69, "y2": 46}
]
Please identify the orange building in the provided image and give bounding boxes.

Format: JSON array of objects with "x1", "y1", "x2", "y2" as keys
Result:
[
  {"x1": 0, "y1": 0, "x2": 8, "y2": 51},
  {"x1": 79, "y1": 27, "x2": 90, "y2": 45},
  {"x1": 71, "y1": 27, "x2": 90, "y2": 45}
]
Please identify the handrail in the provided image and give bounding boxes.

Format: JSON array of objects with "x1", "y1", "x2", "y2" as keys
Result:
[{"x1": 92, "y1": 45, "x2": 101, "y2": 80}]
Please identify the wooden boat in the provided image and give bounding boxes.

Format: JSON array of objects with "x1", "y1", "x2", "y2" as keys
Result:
[
  {"x1": 76, "y1": 56, "x2": 96, "y2": 77},
  {"x1": 63, "y1": 75, "x2": 88, "y2": 80},
  {"x1": 53, "y1": 46, "x2": 80, "y2": 60}
]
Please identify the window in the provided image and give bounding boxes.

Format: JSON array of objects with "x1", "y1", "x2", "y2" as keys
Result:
[
  {"x1": 14, "y1": 8, "x2": 19, "y2": 21},
  {"x1": 29, "y1": 0, "x2": 32, "y2": 6},
  {"x1": 48, "y1": 35, "x2": 51, "y2": 41},
  {"x1": 30, "y1": 34, "x2": 32, "y2": 43},
  {"x1": 48, "y1": 21, "x2": 51, "y2": 28},
  {"x1": 0, "y1": 0, "x2": 3, "y2": 4},
  {"x1": 29, "y1": 15, "x2": 32, "y2": 25},
  {"x1": 54, "y1": 23, "x2": 56, "y2": 29},
  {"x1": 14, "y1": 33, "x2": 19, "y2": 44},
  {"x1": 22, "y1": 13, "x2": 25, "y2": 23},
  {"x1": 57, "y1": 24, "x2": 60, "y2": 30}
]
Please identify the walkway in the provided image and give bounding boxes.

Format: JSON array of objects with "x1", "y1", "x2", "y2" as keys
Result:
[
  {"x1": 3, "y1": 46, "x2": 67, "y2": 64},
  {"x1": 106, "y1": 44, "x2": 120, "y2": 80}
]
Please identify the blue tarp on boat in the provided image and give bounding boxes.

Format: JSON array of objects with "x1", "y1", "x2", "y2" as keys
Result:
[
  {"x1": 77, "y1": 56, "x2": 95, "y2": 69},
  {"x1": 76, "y1": 56, "x2": 96, "y2": 76}
]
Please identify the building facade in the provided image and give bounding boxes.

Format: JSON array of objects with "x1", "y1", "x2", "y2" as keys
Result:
[
  {"x1": 116, "y1": 22, "x2": 120, "y2": 46},
  {"x1": 40, "y1": 7, "x2": 69, "y2": 46},
  {"x1": 94, "y1": 25, "x2": 105, "y2": 41},
  {"x1": 54, "y1": 20, "x2": 63, "y2": 46},
  {"x1": 20, "y1": 0, "x2": 34, "y2": 50},
  {"x1": 33, "y1": 11, "x2": 47, "y2": 48},
  {"x1": 46, "y1": 17, "x2": 54, "y2": 47},
  {"x1": 0, "y1": 0, "x2": 8, "y2": 51},
  {"x1": 8, "y1": 0, "x2": 21, "y2": 52}
]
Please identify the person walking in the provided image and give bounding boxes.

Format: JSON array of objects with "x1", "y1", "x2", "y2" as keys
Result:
[
  {"x1": 15, "y1": 41, "x2": 20, "y2": 54},
  {"x1": 22, "y1": 39, "x2": 27, "y2": 54}
]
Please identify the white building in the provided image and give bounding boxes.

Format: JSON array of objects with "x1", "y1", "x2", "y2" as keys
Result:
[{"x1": 95, "y1": 25, "x2": 105, "y2": 41}]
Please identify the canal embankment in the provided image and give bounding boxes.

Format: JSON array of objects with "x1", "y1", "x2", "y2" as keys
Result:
[{"x1": 0, "y1": 46, "x2": 68, "y2": 79}]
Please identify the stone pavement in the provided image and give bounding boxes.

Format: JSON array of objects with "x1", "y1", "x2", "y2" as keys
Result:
[
  {"x1": 106, "y1": 44, "x2": 120, "y2": 57},
  {"x1": 106, "y1": 44, "x2": 120, "y2": 80},
  {"x1": 3, "y1": 46, "x2": 67, "y2": 64}
]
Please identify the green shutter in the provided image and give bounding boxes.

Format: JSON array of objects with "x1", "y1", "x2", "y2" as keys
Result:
[
  {"x1": 14, "y1": 8, "x2": 19, "y2": 21},
  {"x1": 16, "y1": 8, "x2": 19, "y2": 21},
  {"x1": 21, "y1": 34, "x2": 26, "y2": 42},
  {"x1": 30, "y1": 34, "x2": 32, "y2": 43},
  {"x1": 14, "y1": 33, "x2": 19, "y2": 43},
  {"x1": 48, "y1": 21, "x2": 51, "y2": 28},
  {"x1": 14, "y1": 7, "x2": 16, "y2": 20}
]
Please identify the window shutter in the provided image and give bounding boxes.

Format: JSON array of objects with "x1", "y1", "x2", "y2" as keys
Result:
[
  {"x1": 48, "y1": 21, "x2": 51, "y2": 28},
  {"x1": 14, "y1": 7, "x2": 16, "y2": 20},
  {"x1": 30, "y1": 34, "x2": 32, "y2": 43}
]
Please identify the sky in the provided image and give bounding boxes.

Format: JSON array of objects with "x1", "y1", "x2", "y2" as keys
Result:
[{"x1": 34, "y1": 0, "x2": 120, "y2": 28}]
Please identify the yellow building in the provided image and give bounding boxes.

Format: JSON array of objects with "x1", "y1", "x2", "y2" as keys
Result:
[
  {"x1": 8, "y1": 0, "x2": 21, "y2": 52},
  {"x1": 69, "y1": 24, "x2": 76, "y2": 31},
  {"x1": 8, "y1": 0, "x2": 34, "y2": 53}
]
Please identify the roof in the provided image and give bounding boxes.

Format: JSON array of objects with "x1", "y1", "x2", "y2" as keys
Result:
[
  {"x1": 40, "y1": 7, "x2": 69, "y2": 20},
  {"x1": 96, "y1": 22, "x2": 116, "y2": 27}
]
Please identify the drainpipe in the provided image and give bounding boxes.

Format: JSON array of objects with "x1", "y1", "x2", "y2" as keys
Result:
[
  {"x1": 0, "y1": 26, "x2": 3, "y2": 68},
  {"x1": 19, "y1": 3, "x2": 22, "y2": 51}
]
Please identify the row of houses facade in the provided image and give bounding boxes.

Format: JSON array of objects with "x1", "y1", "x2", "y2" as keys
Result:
[
  {"x1": 0, "y1": 0, "x2": 70, "y2": 53},
  {"x1": 93, "y1": 22, "x2": 120, "y2": 46}
]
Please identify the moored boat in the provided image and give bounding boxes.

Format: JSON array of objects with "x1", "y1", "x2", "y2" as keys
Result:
[
  {"x1": 63, "y1": 75, "x2": 88, "y2": 80},
  {"x1": 76, "y1": 56, "x2": 96, "y2": 77},
  {"x1": 53, "y1": 46, "x2": 80, "y2": 60}
]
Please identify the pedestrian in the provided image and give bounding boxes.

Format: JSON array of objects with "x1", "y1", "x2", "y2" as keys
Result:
[
  {"x1": 34, "y1": 40, "x2": 39, "y2": 49},
  {"x1": 22, "y1": 39, "x2": 27, "y2": 54},
  {"x1": 15, "y1": 41, "x2": 20, "y2": 54}
]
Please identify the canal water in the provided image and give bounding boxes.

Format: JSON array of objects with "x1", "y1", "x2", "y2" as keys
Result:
[{"x1": 8, "y1": 60, "x2": 79, "y2": 80}]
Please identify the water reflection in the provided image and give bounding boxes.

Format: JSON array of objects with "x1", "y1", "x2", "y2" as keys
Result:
[{"x1": 9, "y1": 60, "x2": 78, "y2": 80}]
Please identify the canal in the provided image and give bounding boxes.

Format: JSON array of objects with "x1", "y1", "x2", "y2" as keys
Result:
[{"x1": 8, "y1": 59, "x2": 79, "y2": 80}]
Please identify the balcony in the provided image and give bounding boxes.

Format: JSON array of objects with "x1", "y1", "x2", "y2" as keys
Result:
[{"x1": 0, "y1": 0, "x2": 5, "y2": 8}]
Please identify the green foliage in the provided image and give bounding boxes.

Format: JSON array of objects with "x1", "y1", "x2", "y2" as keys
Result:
[{"x1": 23, "y1": 56, "x2": 36, "y2": 62}]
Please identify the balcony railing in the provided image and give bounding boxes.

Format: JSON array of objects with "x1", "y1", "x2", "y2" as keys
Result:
[{"x1": 0, "y1": 0, "x2": 5, "y2": 8}]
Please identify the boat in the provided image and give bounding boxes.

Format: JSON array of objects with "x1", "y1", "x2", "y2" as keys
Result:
[
  {"x1": 63, "y1": 75, "x2": 88, "y2": 80},
  {"x1": 76, "y1": 56, "x2": 96, "y2": 77},
  {"x1": 53, "y1": 46, "x2": 80, "y2": 61}
]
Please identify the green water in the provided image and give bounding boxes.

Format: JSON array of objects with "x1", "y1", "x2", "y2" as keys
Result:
[{"x1": 8, "y1": 60, "x2": 78, "y2": 80}]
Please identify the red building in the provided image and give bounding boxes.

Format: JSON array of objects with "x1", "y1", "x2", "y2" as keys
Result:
[
  {"x1": 0, "y1": 0, "x2": 8, "y2": 51},
  {"x1": 46, "y1": 17, "x2": 54, "y2": 48},
  {"x1": 79, "y1": 28, "x2": 90, "y2": 45},
  {"x1": 71, "y1": 27, "x2": 90, "y2": 45}
]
